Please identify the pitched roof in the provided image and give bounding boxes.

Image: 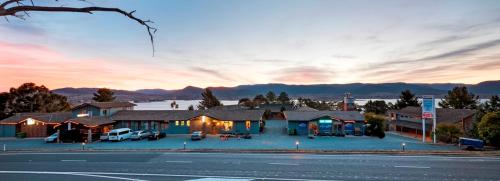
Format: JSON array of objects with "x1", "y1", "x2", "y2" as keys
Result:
[
  {"x1": 0, "y1": 112, "x2": 72, "y2": 124},
  {"x1": 209, "y1": 104, "x2": 313, "y2": 112},
  {"x1": 72, "y1": 102, "x2": 136, "y2": 110},
  {"x1": 112, "y1": 110, "x2": 200, "y2": 121},
  {"x1": 284, "y1": 111, "x2": 365, "y2": 121},
  {"x1": 387, "y1": 106, "x2": 476, "y2": 124},
  {"x1": 65, "y1": 116, "x2": 114, "y2": 127}
]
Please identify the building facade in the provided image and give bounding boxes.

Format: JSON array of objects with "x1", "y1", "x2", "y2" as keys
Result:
[{"x1": 285, "y1": 111, "x2": 365, "y2": 136}]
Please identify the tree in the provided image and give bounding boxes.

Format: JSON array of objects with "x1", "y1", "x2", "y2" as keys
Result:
[
  {"x1": 187, "y1": 105, "x2": 194, "y2": 111},
  {"x1": 364, "y1": 100, "x2": 389, "y2": 114},
  {"x1": 265, "y1": 91, "x2": 276, "y2": 103},
  {"x1": 471, "y1": 95, "x2": 500, "y2": 137},
  {"x1": 92, "y1": 88, "x2": 116, "y2": 102},
  {"x1": 478, "y1": 111, "x2": 500, "y2": 147},
  {"x1": 277, "y1": 92, "x2": 290, "y2": 104},
  {"x1": 364, "y1": 113, "x2": 386, "y2": 138},
  {"x1": 296, "y1": 97, "x2": 334, "y2": 111},
  {"x1": 197, "y1": 88, "x2": 222, "y2": 110},
  {"x1": 435, "y1": 123, "x2": 463, "y2": 143},
  {"x1": 0, "y1": 0, "x2": 157, "y2": 55},
  {"x1": 439, "y1": 86, "x2": 478, "y2": 109},
  {"x1": 253, "y1": 94, "x2": 268, "y2": 105},
  {"x1": 393, "y1": 90, "x2": 420, "y2": 109},
  {"x1": 170, "y1": 101, "x2": 179, "y2": 110},
  {"x1": 0, "y1": 83, "x2": 70, "y2": 119},
  {"x1": 484, "y1": 95, "x2": 500, "y2": 112},
  {"x1": 238, "y1": 98, "x2": 251, "y2": 105}
]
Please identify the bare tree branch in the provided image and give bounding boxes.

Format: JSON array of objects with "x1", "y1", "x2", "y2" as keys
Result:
[{"x1": 0, "y1": 1, "x2": 157, "y2": 56}]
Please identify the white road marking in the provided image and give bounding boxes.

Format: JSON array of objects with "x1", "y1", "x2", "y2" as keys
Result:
[
  {"x1": 0, "y1": 171, "x2": 146, "y2": 181},
  {"x1": 394, "y1": 165, "x2": 431, "y2": 169},
  {"x1": 165, "y1": 160, "x2": 193, "y2": 163},
  {"x1": 186, "y1": 178, "x2": 253, "y2": 181},
  {"x1": 0, "y1": 171, "x2": 340, "y2": 181},
  {"x1": 268, "y1": 163, "x2": 299, "y2": 166},
  {"x1": 61, "y1": 160, "x2": 87, "y2": 162}
]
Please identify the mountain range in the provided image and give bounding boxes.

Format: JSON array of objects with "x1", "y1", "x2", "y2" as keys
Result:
[{"x1": 53, "y1": 80, "x2": 500, "y2": 103}]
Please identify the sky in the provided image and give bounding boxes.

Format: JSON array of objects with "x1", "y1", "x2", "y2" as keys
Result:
[{"x1": 1, "y1": 0, "x2": 500, "y2": 91}]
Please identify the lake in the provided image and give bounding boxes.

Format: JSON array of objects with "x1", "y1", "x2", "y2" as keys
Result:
[{"x1": 134, "y1": 99, "x2": 489, "y2": 110}]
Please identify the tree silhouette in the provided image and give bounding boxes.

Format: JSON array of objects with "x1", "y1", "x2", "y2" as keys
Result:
[
  {"x1": 393, "y1": 89, "x2": 420, "y2": 109},
  {"x1": 0, "y1": 0, "x2": 156, "y2": 55},
  {"x1": 439, "y1": 86, "x2": 478, "y2": 109},
  {"x1": 197, "y1": 88, "x2": 222, "y2": 110},
  {"x1": 92, "y1": 88, "x2": 115, "y2": 102}
]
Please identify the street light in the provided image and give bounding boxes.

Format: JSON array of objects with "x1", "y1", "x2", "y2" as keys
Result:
[
  {"x1": 82, "y1": 142, "x2": 86, "y2": 150},
  {"x1": 183, "y1": 141, "x2": 187, "y2": 150},
  {"x1": 401, "y1": 142, "x2": 406, "y2": 151},
  {"x1": 295, "y1": 141, "x2": 299, "y2": 151}
]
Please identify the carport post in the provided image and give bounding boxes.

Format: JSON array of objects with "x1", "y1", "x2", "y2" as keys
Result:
[
  {"x1": 57, "y1": 130, "x2": 60, "y2": 143},
  {"x1": 87, "y1": 129, "x2": 92, "y2": 143}
]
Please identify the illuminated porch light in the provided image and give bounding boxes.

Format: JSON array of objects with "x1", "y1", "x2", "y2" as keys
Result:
[
  {"x1": 26, "y1": 118, "x2": 35, "y2": 125},
  {"x1": 202, "y1": 116, "x2": 206, "y2": 123}
]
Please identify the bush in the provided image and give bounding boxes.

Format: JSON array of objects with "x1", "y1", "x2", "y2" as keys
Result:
[
  {"x1": 478, "y1": 111, "x2": 500, "y2": 147},
  {"x1": 435, "y1": 123, "x2": 462, "y2": 143},
  {"x1": 364, "y1": 113, "x2": 386, "y2": 139},
  {"x1": 16, "y1": 132, "x2": 27, "y2": 138}
]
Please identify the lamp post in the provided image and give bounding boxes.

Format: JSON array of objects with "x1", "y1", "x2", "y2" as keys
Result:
[
  {"x1": 183, "y1": 141, "x2": 187, "y2": 150},
  {"x1": 82, "y1": 142, "x2": 86, "y2": 150},
  {"x1": 401, "y1": 142, "x2": 406, "y2": 151},
  {"x1": 295, "y1": 141, "x2": 299, "y2": 151}
]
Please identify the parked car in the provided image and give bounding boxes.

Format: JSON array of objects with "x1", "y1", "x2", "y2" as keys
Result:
[
  {"x1": 100, "y1": 132, "x2": 109, "y2": 141},
  {"x1": 108, "y1": 128, "x2": 132, "y2": 141},
  {"x1": 131, "y1": 130, "x2": 152, "y2": 140},
  {"x1": 459, "y1": 137, "x2": 484, "y2": 150},
  {"x1": 191, "y1": 131, "x2": 206, "y2": 140},
  {"x1": 44, "y1": 132, "x2": 58, "y2": 143},
  {"x1": 148, "y1": 130, "x2": 166, "y2": 140}
]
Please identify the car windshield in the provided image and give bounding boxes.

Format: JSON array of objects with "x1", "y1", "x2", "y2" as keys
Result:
[
  {"x1": 132, "y1": 132, "x2": 139, "y2": 135},
  {"x1": 109, "y1": 133, "x2": 117, "y2": 136}
]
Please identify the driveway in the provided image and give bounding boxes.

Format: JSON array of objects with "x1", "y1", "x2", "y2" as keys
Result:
[{"x1": 0, "y1": 133, "x2": 458, "y2": 151}]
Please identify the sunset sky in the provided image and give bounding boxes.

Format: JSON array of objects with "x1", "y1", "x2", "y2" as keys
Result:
[{"x1": 1, "y1": 0, "x2": 500, "y2": 91}]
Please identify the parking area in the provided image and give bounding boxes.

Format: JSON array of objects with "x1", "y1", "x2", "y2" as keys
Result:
[{"x1": 0, "y1": 132, "x2": 458, "y2": 151}]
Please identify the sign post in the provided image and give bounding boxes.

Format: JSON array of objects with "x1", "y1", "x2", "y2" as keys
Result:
[{"x1": 422, "y1": 95, "x2": 436, "y2": 143}]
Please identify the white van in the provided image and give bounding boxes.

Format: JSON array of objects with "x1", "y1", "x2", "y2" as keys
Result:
[{"x1": 108, "y1": 128, "x2": 132, "y2": 141}]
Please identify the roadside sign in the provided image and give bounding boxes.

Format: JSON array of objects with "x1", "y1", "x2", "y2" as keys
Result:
[{"x1": 422, "y1": 95, "x2": 436, "y2": 143}]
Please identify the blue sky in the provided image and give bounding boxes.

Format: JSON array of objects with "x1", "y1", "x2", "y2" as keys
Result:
[{"x1": 1, "y1": 0, "x2": 499, "y2": 91}]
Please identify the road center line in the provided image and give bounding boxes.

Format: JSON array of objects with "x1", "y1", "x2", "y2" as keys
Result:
[
  {"x1": 394, "y1": 165, "x2": 430, "y2": 169},
  {"x1": 268, "y1": 162, "x2": 299, "y2": 166},
  {"x1": 165, "y1": 160, "x2": 193, "y2": 163},
  {"x1": 61, "y1": 160, "x2": 87, "y2": 162}
]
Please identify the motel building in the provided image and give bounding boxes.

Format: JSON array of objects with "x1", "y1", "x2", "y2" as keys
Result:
[
  {"x1": 387, "y1": 106, "x2": 476, "y2": 139},
  {"x1": 0, "y1": 112, "x2": 71, "y2": 137},
  {"x1": 284, "y1": 111, "x2": 365, "y2": 136}
]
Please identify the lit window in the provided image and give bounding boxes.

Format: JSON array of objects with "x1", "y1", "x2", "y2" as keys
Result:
[
  {"x1": 246, "y1": 121, "x2": 251, "y2": 130},
  {"x1": 187, "y1": 121, "x2": 190, "y2": 126},
  {"x1": 175, "y1": 121, "x2": 179, "y2": 126},
  {"x1": 181, "y1": 121, "x2": 185, "y2": 126}
]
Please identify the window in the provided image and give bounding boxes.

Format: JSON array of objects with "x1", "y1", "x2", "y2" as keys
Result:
[
  {"x1": 181, "y1": 121, "x2": 185, "y2": 126},
  {"x1": 187, "y1": 120, "x2": 190, "y2": 126},
  {"x1": 245, "y1": 121, "x2": 251, "y2": 130},
  {"x1": 175, "y1": 121, "x2": 179, "y2": 126},
  {"x1": 223, "y1": 121, "x2": 233, "y2": 131}
]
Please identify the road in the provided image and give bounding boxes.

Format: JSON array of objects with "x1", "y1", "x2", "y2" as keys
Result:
[{"x1": 0, "y1": 152, "x2": 499, "y2": 181}]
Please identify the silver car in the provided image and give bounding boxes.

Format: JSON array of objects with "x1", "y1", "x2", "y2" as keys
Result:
[
  {"x1": 130, "y1": 130, "x2": 151, "y2": 140},
  {"x1": 100, "y1": 132, "x2": 109, "y2": 141}
]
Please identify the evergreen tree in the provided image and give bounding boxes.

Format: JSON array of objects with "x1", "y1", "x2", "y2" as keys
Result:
[
  {"x1": 277, "y1": 92, "x2": 290, "y2": 104},
  {"x1": 439, "y1": 86, "x2": 478, "y2": 109},
  {"x1": 364, "y1": 100, "x2": 389, "y2": 114},
  {"x1": 92, "y1": 88, "x2": 116, "y2": 102},
  {"x1": 197, "y1": 88, "x2": 222, "y2": 110},
  {"x1": 393, "y1": 89, "x2": 420, "y2": 109},
  {"x1": 478, "y1": 111, "x2": 500, "y2": 147},
  {"x1": 253, "y1": 94, "x2": 268, "y2": 105},
  {"x1": 265, "y1": 91, "x2": 276, "y2": 103},
  {"x1": 187, "y1": 105, "x2": 195, "y2": 111},
  {"x1": 0, "y1": 83, "x2": 70, "y2": 119}
]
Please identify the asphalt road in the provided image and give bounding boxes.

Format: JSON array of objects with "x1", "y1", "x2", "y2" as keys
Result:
[{"x1": 0, "y1": 152, "x2": 499, "y2": 181}]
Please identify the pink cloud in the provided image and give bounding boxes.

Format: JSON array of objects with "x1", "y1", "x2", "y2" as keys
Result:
[{"x1": 272, "y1": 66, "x2": 334, "y2": 84}]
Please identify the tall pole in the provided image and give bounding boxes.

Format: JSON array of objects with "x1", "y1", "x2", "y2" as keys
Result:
[{"x1": 422, "y1": 118, "x2": 426, "y2": 143}]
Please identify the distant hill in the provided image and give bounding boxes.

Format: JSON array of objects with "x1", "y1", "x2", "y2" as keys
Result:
[{"x1": 53, "y1": 80, "x2": 500, "y2": 103}]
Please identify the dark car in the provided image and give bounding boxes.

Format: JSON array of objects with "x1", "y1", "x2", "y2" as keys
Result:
[
  {"x1": 191, "y1": 131, "x2": 206, "y2": 140},
  {"x1": 148, "y1": 130, "x2": 166, "y2": 140}
]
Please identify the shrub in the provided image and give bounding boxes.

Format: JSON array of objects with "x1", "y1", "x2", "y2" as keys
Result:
[
  {"x1": 435, "y1": 123, "x2": 462, "y2": 143},
  {"x1": 16, "y1": 132, "x2": 27, "y2": 138},
  {"x1": 364, "y1": 113, "x2": 386, "y2": 139},
  {"x1": 478, "y1": 111, "x2": 500, "y2": 147}
]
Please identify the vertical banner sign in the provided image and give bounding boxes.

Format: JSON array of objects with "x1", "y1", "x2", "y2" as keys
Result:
[{"x1": 422, "y1": 95, "x2": 436, "y2": 143}]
